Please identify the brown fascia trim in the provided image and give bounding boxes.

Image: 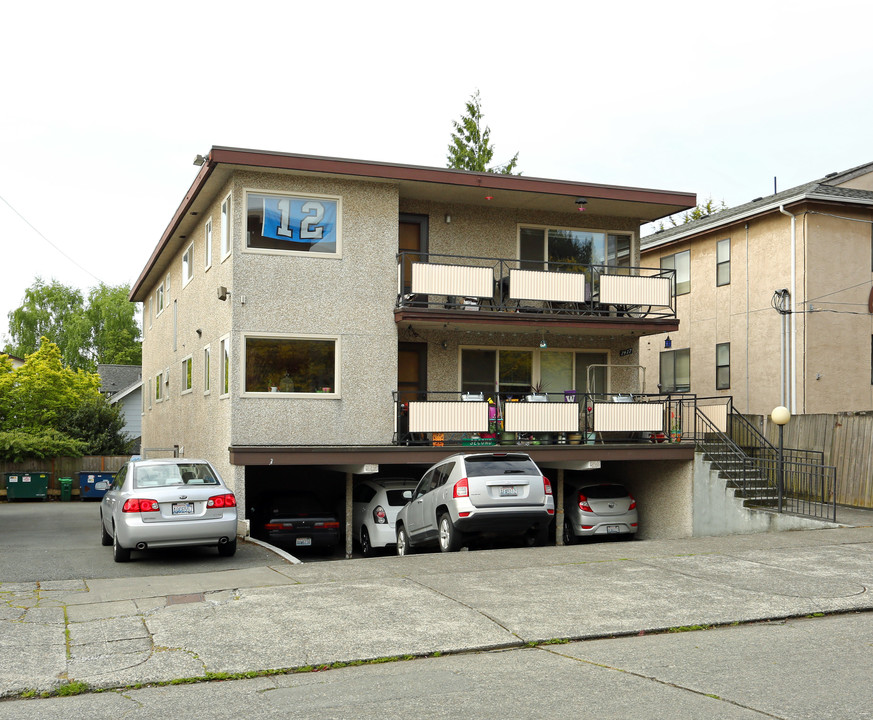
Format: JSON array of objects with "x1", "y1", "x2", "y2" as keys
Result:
[
  {"x1": 229, "y1": 444, "x2": 695, "y2": 466},
  {"x1": 131, "y1": 146, "x2": 696, "y2": 301}
]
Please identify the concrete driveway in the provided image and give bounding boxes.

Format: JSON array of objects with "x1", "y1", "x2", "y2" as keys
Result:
[{"x1": 0, "y1": 501, "x2": 288, "y2": 582}]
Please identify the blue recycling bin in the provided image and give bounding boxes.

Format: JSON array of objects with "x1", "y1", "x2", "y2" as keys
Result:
[{"x1": 78, "y1": 471, "x2": 115, "y2": 500}]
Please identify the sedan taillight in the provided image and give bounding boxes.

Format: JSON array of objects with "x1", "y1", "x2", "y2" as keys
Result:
[
  {"x1": 122, "y1": 498, "x2": 159, "y2": 513},
  {"x1": 453, "y1": 477, "x2": 469, "y2": 498},
  {"x1": 543, "y1": 477, "x2": 553, "y2": 495},
  {"x1": 207, "y1": 493, "x2": 237, "y2": 508},
  {"x1": 578, "y1": 493, "x2": 593, "y2": 513},
  {"x1": 372, "y1": 505, "x2": 388, "y2": 524}
]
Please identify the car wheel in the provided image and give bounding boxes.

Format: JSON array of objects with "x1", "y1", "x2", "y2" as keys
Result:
[
  {"x1": 112, "y1": 526, "x2": 131, "y2": 563},
  {"x1": 218, "y1": 538, "x2": 237, "y2": 557},
  {"x1": 100, "y1": 513, "x2": 112, "y2": 546},
  {"x1": 361, "y1": 527, "x2": 374, "y2": 558},
  {"x1": 396, "y1": 525, "x2": 413, "y2": 556},
  {"x1": 562, "y1": 518, "x2": 576, "y2": 546},
  {"x1": 438, "y1": 513, "x2": 463, "y2": 553}
]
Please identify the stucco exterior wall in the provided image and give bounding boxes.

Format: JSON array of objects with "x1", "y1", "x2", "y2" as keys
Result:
[
  {"x1": 640, "y1": 204, "x2": 873, "y2": 415},
  {"x1": 619, "y1": 459, "x2": 693, "y2": 539}
]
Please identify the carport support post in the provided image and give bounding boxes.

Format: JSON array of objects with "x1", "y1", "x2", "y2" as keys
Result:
[
  {"x1": 556, "y1": 468, "x2": 564, "y2": 546},
  {"x1": 346, "y1": 472, "x2": 354, "y2": 559}
]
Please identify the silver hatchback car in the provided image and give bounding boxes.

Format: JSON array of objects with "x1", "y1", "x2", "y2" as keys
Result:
[
  {"x1": 100, "y1": 458, "x2": 238, "y2": 562},
  {"x1": 395, "y1": 452, "x2": 554, "y2": 554},
  {"x1": 562, "y1": 482, "x2": 638, "y2": 543}
]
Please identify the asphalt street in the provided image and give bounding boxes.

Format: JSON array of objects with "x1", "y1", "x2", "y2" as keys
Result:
[{"x1": 1, "y1": 501, "x2": 872, "y2": 718}]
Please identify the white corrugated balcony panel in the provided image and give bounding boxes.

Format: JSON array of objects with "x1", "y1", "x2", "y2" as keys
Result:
[
  {"x1": 594, "y1": 402, "x2": 665, "y2": 432},
  {"x1": 504, "y1": 403, "x2": 580, "y2": 432},
  {"x1": 408, "y1": 401, "x2": 490, "y2": 433},
  {"x1": 411, "y1": 263, "x2": 493, "y2": 298},
  {"x1": 508, "y1": 269, "x2": 588, "y2": 303},
  {"x1": 599, "y1": 274, "x2": 672, "y2": 307}
]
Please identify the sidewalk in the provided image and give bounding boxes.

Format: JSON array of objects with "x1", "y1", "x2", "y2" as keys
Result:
[{"x1": 2, "y1": 520, "x2": 873, "y2": 698}]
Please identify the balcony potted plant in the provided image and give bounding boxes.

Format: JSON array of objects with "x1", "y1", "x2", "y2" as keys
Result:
[
  {"x1": 525, "y1": 382, "x2": 548, "y2": 402},
  {"x1": 669, "y1": 412, "x2": 682, "y2": 443}
]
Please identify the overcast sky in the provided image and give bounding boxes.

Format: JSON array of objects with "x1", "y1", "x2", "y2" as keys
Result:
[{"x1": 2, "y1": 0, "x2": 871, "y2": 348}]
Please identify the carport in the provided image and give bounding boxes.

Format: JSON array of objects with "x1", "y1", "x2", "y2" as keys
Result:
[{"x1": 232, "y1": 444, "x2": 695, "y2": 557}]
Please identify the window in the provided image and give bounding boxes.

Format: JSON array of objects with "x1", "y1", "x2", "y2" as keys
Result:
[
  {"x1": 204, "y1": 346, "x2": 211, "y2": 393},
  {"x1": 221, "y1": 194, "x2": 232, "y2": 259},
  {"x1": 155, "y1": 284, "x2": 164, "y2": 316},
  {"x1": 182, "y1": 242, "x2": 194, "y2": 286},
  {"x1": 220, "y1": 336, "x2": 230, "y2": 396},
  {"x1": 245, "y1": 191, "x2": 340, "y2": 256},
  {"x1": 148, "y1": 298, "x2": 152, "y2": 328},
  {"x1": 661, "y1": 250, "x2": 691, "y2": 295},
  {"x1": 716, "y1": 239, "x2": 730, "y2": 286},
  {"x1": 181, "y1": 356, "x2": 193, "y2": 394},
  {"x1": 519, "y1": 227, "x2": 630, "y2": 271},
  {"x1": 244, "y1": 336, "x2": 338, "y2": 394},
  {"x1": 147, "y1": 378, "x2": 152, "y2": 409},
  {"x1": 205, "y1": 218, "x2": 213, "y2": 269},
  {"x1": 716, "y1": 343, "x2": 730, "y2": 390},
  {"x1": 660, "y1": 348, "x2": 690, "y2": 392},
  {"x1": 165, "y1": 273, "x2": 171, "y2": 300},
  {"x1": 155, "y1": 372, "x2": 163, "y2": 402},
  {"x1": 460, "y1": 349, "x2": 608, "y2": 398}
]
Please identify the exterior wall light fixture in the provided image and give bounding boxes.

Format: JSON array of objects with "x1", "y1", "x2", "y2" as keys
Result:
[{"x1": 664, "y1": 336, "x2": 672, "y2": 348}]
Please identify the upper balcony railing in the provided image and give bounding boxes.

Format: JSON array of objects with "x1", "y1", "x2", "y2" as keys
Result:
[{"x1": 396, "y1": 252, "x2": 677, "y2": 320}]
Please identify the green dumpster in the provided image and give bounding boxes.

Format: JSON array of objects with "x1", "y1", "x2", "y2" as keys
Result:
[
  {"x1": 4, "y1": 471, "x2": 50, "y2": 501},
  {"x1": 59, "y1": 477, "x2": 73, "y2": 502}
]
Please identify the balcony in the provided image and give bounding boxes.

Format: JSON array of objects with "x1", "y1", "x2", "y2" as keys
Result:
[
  {"x1": 393, "y1": 391, "x2": 716, "y2": 447},
  {"x1": 395, "y1": 252, "x2": 678, "y2": 335}
]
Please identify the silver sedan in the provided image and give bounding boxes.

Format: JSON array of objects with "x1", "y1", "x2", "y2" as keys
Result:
[{"x1": 100, "y1": 458, "x2": 238, "y2": 562}]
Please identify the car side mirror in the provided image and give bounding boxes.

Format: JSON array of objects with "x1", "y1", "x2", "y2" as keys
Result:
[{"x1": 403, "y1": 490, "x2": 413, "y2": 500}]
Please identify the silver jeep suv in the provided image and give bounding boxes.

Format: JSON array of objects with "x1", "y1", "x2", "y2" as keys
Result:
[{"x1": 395, "y1": 452, "x2": 554, "y2": 554}]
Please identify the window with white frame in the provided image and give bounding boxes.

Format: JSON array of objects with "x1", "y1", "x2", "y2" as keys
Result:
[
  {"x1": 660, "y1": 348, "x2": 690, "y2": 392},
  {"x1": 245, "y1": 190, "x2": 341, "y2": 256},
  {"x1": 219, "y1": 336, "x2": 230, "y2": 397},
  {"x1": 182, "y1": 242, "x2": 194, "y2": 286},
  {"x1": 204, "y1": 346, "x2": 211, "y2": 393},
  {"x1": 204, "y1": 217, "x2": 213, "y2": 269},
  {"x1": 155, "y1": 371, "x2": 163, "y2": 401},
  {"x1": 181, "y1": 355, "x2": 193, "y2": 393},
  {"x1": 165, "y1": 273, "x2": 171, "y2": 300},
  {"x1": 155, "y1": 284, "x2": 164, "y2": 316},
  {"x1": 716, "y1": 343, "x2": 730, "y2": 390},
  {"x1": 460, "y1": 348, "x2": 608, "y2": 399},
  {"x1": 244, "y1": 335, "x2": 338, "y2": 394},
  {"x1": 221, "y1": 194, "x2": 232, "y2": 259},
  {"x1": 661, "y1": 250, "x2": 691, "y2": 296},
  {"x1": 716, "y1": 238, "x2": 730, "y2": 287}
]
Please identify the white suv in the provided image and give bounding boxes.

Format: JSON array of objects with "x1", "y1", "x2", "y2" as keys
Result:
[{"x1": 395, "y1": 453, "x2": 554, "y2": 554}]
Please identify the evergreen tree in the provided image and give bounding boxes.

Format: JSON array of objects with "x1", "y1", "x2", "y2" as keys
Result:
[{"x1": 447, "y1": 90, "x2": 520, "y2": 175}]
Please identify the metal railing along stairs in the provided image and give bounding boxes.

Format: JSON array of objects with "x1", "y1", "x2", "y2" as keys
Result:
[{"x1": 695, "y1": 404, "x2": 837, "y2": 522}]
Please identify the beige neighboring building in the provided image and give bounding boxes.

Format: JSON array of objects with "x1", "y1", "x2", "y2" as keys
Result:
[
  {"x1": 131, "y1": 147, "x2": 728, "y2": 543},
  {"x1": 639, "y1": 162, "x2": 873, "y2": 417}
]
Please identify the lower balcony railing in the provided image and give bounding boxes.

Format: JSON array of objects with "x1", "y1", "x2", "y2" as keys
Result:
[{"x1": 393, "y1": 391, "x2": 701, "y2": 446}]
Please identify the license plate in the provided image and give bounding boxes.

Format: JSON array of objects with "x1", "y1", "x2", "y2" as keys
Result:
[
  {"x1": 499, "y1": 486, "x2": 518, "y2": 497},
  {"x1": 296, "y1": 537, "x2": 312, "y2": 546},
  {"x1": 172, "y1": 502, "x2": 194, "y2": 515},
  {"x1": 606, "y1": 525, "x2": 621, "y2": 534}
]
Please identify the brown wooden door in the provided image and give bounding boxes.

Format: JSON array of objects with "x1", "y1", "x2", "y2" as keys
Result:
[
  {"x1": 399, "y1": 214, "x2": 428, "y2": 293},
  {"x1": 398, "y1": 342, "x2": 427, "y2": 444}
]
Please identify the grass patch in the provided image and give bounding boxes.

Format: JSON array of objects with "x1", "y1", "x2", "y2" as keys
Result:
[{"x1": 55, "y1": 681, "x2": 89, "y2": 697}]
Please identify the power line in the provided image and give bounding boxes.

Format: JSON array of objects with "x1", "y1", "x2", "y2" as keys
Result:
[{"x1": 0, "y1": 193, "x2": 106, "y2": 285}]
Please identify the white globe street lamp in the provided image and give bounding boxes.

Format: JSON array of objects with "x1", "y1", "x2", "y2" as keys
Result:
[{"x1": 771, "y1": 406, "x2": 791, "y2": 512}]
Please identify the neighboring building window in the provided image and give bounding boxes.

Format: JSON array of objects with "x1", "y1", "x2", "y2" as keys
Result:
[
  {"x1": 661, "y1": 250, "x2": 691, "y2": 295},
  {"x1": 221, "y1": 194, "x2": 232, "y2": 259},
  {"x1": 155, "y1": 372, "x2": 163, "y2": 402},
  {"x1": 173, "y1": 300, "x2": 177, "y2": 352},
  {"x1": 716, "y1": 238, "x2": 730, "y2": 286},
  {"x1": 716, "y1": 343, "x2": 730, "y2": 390},
  {"x1": 220, "y1": 336, "x2": 230, "y2": 396},
  {"x1": 155, "y1": 284, "x2": 164, "y2": 316},
  {"x1": 147, "y1": 298, "x2": 152, "y2": 328},
  {"x1": 182, "y1": 242, "x2": 194, "y2": 286},
  {"x1": 204, "y1": 346, "x2": 211, "y2": 393},
  {"x1": 181, "y1": 356, "x2": 193, "y2": 394},
  {"x1": 245, "y1": 191, "x2": 341, "y2": 256},
  {"x1": 244, "y1": 336, "x2": 338, "y2": 394},
  {"x1": 519, "y1": 227, "x2": 630, "y2": 271},
  {"x1": 165, "y1": 273, "x2": 171, "y2": 300},
  {"x1": 205, "y1": 217, "x2": 213, "y2": 270},
  {"x1": 148, "y1": 378, "x2": 152, "y2": 409},
  {"x1": 660, "y1": 348, "x2": 690, "y2": 392}
]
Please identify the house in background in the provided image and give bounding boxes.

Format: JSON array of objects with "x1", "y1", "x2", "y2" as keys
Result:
[
  {"x1": 5, "y1": 354, "x2": 25, "y2": 369},
  {"x1": 129, "y1": 146, "x2": 752, "y2": 545},
  {"x1": 97, "y1": 364, "x2": 142, "y2": 453},
  {"x1": 639, "y1": 162, "x2": 873, "y2": 418}
]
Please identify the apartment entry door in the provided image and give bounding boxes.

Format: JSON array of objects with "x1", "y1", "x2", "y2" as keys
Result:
[
  {"x1": 398, "y1": 342, "x2": 427, "y2": 442},
  {"x1": 399, "y1": 213, "x2": 428, "y2": 294}
]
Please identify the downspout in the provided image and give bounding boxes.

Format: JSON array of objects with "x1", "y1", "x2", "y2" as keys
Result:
[{"x1": 778, "y1": 205, "x2": 797, "y2": 413}]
